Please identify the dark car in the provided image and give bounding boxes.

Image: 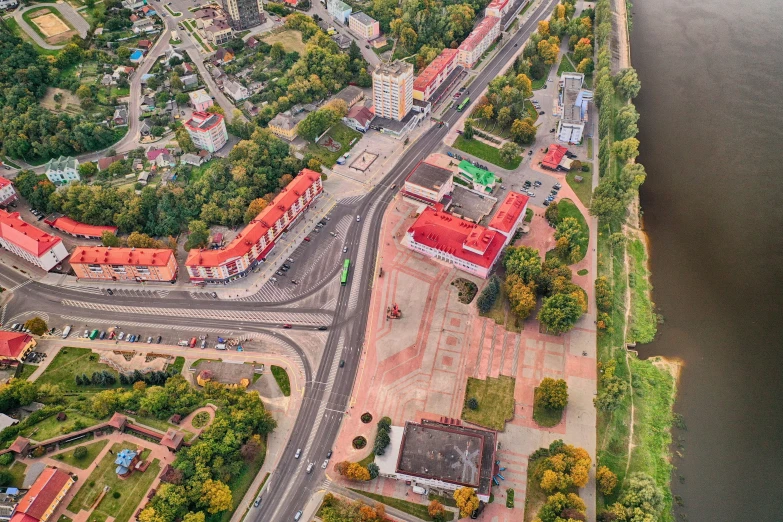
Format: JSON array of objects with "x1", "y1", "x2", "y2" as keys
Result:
[
  {"x1": 211, "y1": 292, "x2": 218, "y2": 298},
  {"x1": 528, "y1": 150, "x2": 534, "y2": 155},
  {"x1": 539, "y1": 110, "x2": 545, "y2": 115},
  {"x1": 339, "y1": 360, "x2": 345, "y2": 368},
  {"x1": 304, "y1": 237, "x2": 311, "y2": 242},
  {"x1": 106, "y1": 289, "x2": 114, "y2": 295},
  {"x1": 318, "y1": 326, "x2": 328, "y2": 331},
  {"x1": 282, "y1": 264, "x2": 291, "y2": 270}
]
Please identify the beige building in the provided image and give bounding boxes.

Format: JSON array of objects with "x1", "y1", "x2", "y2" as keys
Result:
[
  {"x1": 372, "y1": 61, "x2": 414, "y2": 121},
  {"x1": 348, "y1": 12, "x2": 380, "y2": 39},
  {"x1": 267, "y1": 111, "x2": 306, "y2": 141}
]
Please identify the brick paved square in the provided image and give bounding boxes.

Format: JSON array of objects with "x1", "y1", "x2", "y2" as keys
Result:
[
  {"x1": 546, "y1": 341, "x2": 565, "y2": 354},
  {"x1": 523, "y1": 350, "x2": 538, "y2": 366},
  {"x1": 442, "y1": 355, "x2": 454, "y2": 367},
  {"x1": 446, "y1": 336, "x2": 458, "y2": 346},
  {"x1": 544, "y1": 353, "x2": 564, "y2": 372}
]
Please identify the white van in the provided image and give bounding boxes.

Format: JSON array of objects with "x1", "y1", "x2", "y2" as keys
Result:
[
  {"x1": 62, "y1": 325, "x2": 72, "y2": 339},
  {"x1": 294, "y1": 511, "x2": 303, "y2": 521},
  {"x1": 215, "y1": 343, "x2": 227, "y2": 350},
  {"x1": 412, "y1": 485, "x2": 428, "y2": 495}
]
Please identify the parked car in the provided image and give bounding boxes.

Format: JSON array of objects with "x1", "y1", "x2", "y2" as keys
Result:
[
  {"x1": 118, "y1": 332, "x2": 125, "y2": 340},
  {"x1": 304, "y1": 237, "x2": 311, "y2": 242},
  {"x1": 157, "y1": 335, "x2": 163, "y2": 343},
  {"x1": 295, "y1": 448, "x2": 302, "y2": 459},
  {"x1": 339, "y1": 360, "x2": 345, "y2": 368},
  {"x1": 283, "y1": 324, "x2": 293, "y2": 329},
  {"x1": 147, "y1": 336, "x2": 153, "y2": 343},
  {"x1": 106, "y1": 289, "x2": 114, "y2": 295},
  {"x1": 322, "y1": 459, "x2": 329, "y2": 469}
]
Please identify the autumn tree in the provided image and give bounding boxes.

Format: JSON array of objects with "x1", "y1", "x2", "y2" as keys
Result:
[
  {"x1": 595, "y1": 360, "x2": 629, "y2": 412},
  {"x1": 511, "y1": 118, "x2": 537, "y2": 144},
  {"x1": 576, "y1": 57, "x2": 594, "y2": 75},
  {"x1": 23, "y1": 317, "x2": 48, "y2": 336},
  {"x1": 453, "y1": 487, "x2": 479, "y2": 518},
  {"x1": 611, "y1": 137, "x2": 640, "y2": 162},
  {"x1": 244, "y1": 197, "x2": 269, "y2": 224},
  {"x1": 343, "y1": 463, "x2": 371, "y2": 481},
  {"x1": 535, "y1": 492, "x2": 586, "y2": 522},
  {"x1": 537, "y1": 20, "x2": 550, "y2": 37},
  {"x1": 184, "y1": 220, "x2": 210, "y2": 250},
  {"x1": 537, "y1": 39, "x2": 558, "y2": 65},
  {"x1": 428, "y1": 500, "x2": 446, "y2": 522},
  {"x1": 503, "y1": 246, "x2": 541, "y2": 284},
  {"x1": 596, "y1": 466, "x2": 618, "y2": 496},
  {"x1": 535, "y1": 440, "x2": 591, "y2": 495},
  {"x1": 79, "y1": 162, "x2": 98, "y2": 179},
  {"x1": 538, "y1": 293, "x2": 583, "y2": 334},
  {"x1": 101, "y1": 231, "x2": 122, "y2": 247},
  {"x1": 537, "y1": 377, "x2": 568, "y2": 410},
  {"x1": 506, "y1": 274, "x2": 537, "y2": 320},
  {"x1": 200, "y1": 480, "x2": 232, "y2": 514},
  {"x1": 182, "y1": 512, "x2": 205, "y2": 522},
  {"x1": 573, "y1": 38, "x2": 593, "y2": 64},
  {"x1": 499, "y1": 142, "x2": 520, "y2": 164},
  {"x1": 554, "y1": 216, "x2": 583, "y2": 264},
  {"x1": 127, "y1": 232, "x2": 164, "y2": 249}
]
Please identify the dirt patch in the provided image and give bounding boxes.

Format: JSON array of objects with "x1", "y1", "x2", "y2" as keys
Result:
[
  {"x1": 30, "y1": 10, "x2": 70, "y2": 36},
  {"x1": 46, "y1": 29, "x2": 78, "y2": 45},
  {"x1": 40, "y1": 87, "x2": 81, "y2": 114},
  {"x1": 261, "y1": 29, "x2": 306, "y2": 54}
]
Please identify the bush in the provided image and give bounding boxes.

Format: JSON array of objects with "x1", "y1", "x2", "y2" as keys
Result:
[
  {"x1": 0, "y1": 453, "x2": 13, "y2": 466},
  {"x1": 360, "y1": 412, "x2": 373, "y2": 424},
  {"x1": 32, "y1": 446, "x2": 45, "y2": 458},
  {"x1": 112, "y1": 491, "x2": 121, "y2": 499},
  {"x1": 506, "y1": 488, "x2": 515, "y2": 508},
  {"x1": 73, "y1": 446, "x2": 88, "y2": 460},
  {"x1": 477, "y1": 276, "x2": 500, "y2": 314},
  {"x1": 467, "y1": 397, "x2": 479, "y2": 410},
  {"x1": 352, "y1": 436, "x2": 367, "y2": 449},
  {"x1": 373, "y1": 418, "x2": 392, "y2": 455},
  {"x1": 0, "y1": 470, "x2": 12, "y2": 487},
  {"x1": 367, "y1": 462, "x2": 379, "y2": 479}
]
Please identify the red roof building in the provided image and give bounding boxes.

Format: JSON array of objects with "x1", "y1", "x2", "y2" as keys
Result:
[
  {"x1": 413, "y1": 49, "x2": 458, "y2": 101},
  {"x1": 97, "y1": 154, "x2": 125, "y2": 172},
  {"x1": 542, "y1": 144, "x2": 569, "y2": 170},
  {"x1": 457, "y1": 16, "x2": 500, "y2": 69},
  {"x1": 0, "y1": 332, "x2": 36, "y2": 362},
  {"x1": 43, "y1": 216, "x2": 117, "y2": 240},
  {"x1": 485, "y1": 0, "x2": 511, "y2": 18},
  {"x1": 0, "y1": 209, "x2": 68, "y2": 271},
  {"x1": 488, "y1": 192, "x2": 529, "y2": 234},
  {"x1": 0, "y1": 176, "x2": 19, "y2": 207},
  {"x1": 183, "y1": 112, "x2": 228, "y2": 153},
  {"x1": 405, "y1": 205, "x2": 508, "y2": 279},
  {"x1": 10, "y1": 467, "x2": 75, "y2": 522},
  {"x1": 186, "y1": 169, "x2": 323, "y2": 283},
  {"x1": 70, "y1": 247, "x2": 178, "y2": 282}
]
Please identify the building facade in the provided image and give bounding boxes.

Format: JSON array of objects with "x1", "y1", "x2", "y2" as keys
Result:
[
  {"x1": 9, "y1": 468, "x2": 75, "y2": 522},
  {"x1": 221, "y1": 0, "x2": 265, "y2": 30},
  {"x1": 70, "y1": 247, "x2": 178, "y2": 282},
  {"x1": 0, "y1": 210, "x2": 68, "y2": 271},
  {"x1": 44, "y1": 156, "x2": 80, "y2": 185},
  {"x1": 267, "y1": 111, "x2": 305, "y2": 141},
  {"x1": 327, "y1": 0, "x2": 351, "y2": 23},
  {"x1": 189, "y1": 89, "x2": 214, "y2": 112},
  {"x1": 348, "y1": 12, "x2": 379, "y2": 39},
  {"x1": 457, "y1": 16, "x2": 500, "y2": 69},
  {"x1": 204, "y1": 20, "x2": 233, "y2": 44},
  {"x1": 373, "y1": 61, "x2": 414, "y2": 121},
  {"x1": 0, "y1": 332, "x2": 36, "y2": 364},
  {"x1": 402, "y1": 159, "x2": 454, "y2": 205},
  {"x1": 0, "y1": 177, "x2": 18, "y2": 207},
  {"x1": 184, "y1": 111, "x2": 228, "y2": 152},
  {"x1": 186, "y1": 169, "x2": 323, "y2": 283},
  {"x1": 413, "y1": 49, "x2": 458, "y2": 101}
]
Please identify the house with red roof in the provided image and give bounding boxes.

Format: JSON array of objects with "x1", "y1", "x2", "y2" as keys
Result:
[
  {"x1": 0, "y1": 332, "x2": 36, "y2": 364},
  {"x1": 342, "y1": 105, "x2": 375, "y2": 133},
  {"x1": 43, "y1": 216, "x2": 117, "y2": 240},
  {"x1": 10, "y1": 467, "x2": 75, "y2": 522},
  {"x1": 541, "y1": 144, "x2": 569, "y2": 170},
  {"x1": 0, "y1": 176, "x2": 19, "y2": 207},
  {"x1": 488, "y1": 191, "x2": 529, "y2": 236},
  {"x1": 0, "y1": 210, "x2": 68, "y2": 271},
  {"x1": 413, "y1": 48, "x2": 458, "y2": 101},
  {"x1": 186, "y1": 169, "x2": 323, "y2": 283},
  {"x1": 70, "y1": 247, "x2": 177, "y2": 282}
]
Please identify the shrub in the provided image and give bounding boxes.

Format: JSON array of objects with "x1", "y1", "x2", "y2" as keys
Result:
[
  {"x1": 112, "y1": 491, "x2": 121, "y2": 499},
  {"x1": 0, "y1": 453, "x2": 13, "y2": 466},
  {"x1": 360, "y1": 412, "x2": 373, "y2": 424},
  {"x1": 352, "y1": 436, "x2": 367, "y2": 449},
  {"x1": 73, "y1": 446, "x2": 88, "y2": 460},
  {"x1": 477, "y1": 276, "x2": 500, "y2": 314},
  {"x1": 367, "y1": 462, "x2": 379, "y2": 479},
  {"x1": 467, "y1": 397, "x2": 479, "y2": 410},
  {"x1": 32, "y1": 446, "x2": 45, "y2": 458}
]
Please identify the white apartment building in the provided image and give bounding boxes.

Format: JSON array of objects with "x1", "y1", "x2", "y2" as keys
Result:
[
  {"x1": 0, "y1": 177, "x2": 19, "y2": 207},
  {"x1": 372, "y1": 61, "x2": 414, "y2": 121},
  {"x1": 44, "y1": 156, "x2": 80, "y2": 185},
  {"x1": 184, "y1": 111, "x2": 228, "y2": 152}
]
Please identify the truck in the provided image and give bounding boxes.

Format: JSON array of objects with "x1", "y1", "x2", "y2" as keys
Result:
[{"x1": 62, "y1": 325, "x2": 72, "y2": 339}]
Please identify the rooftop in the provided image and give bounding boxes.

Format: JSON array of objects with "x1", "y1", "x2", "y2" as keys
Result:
[
  {"x1": 0, "y1": 209, "x2": 63, "y2": 257},
  {"x1": 186, "y1": 169, "x2": 321, "y2": 268},
  {"x1": 189, "y1": 89, "x2": 212, "y2": 105},
  {"x1": 184, "y1": 111, "x2": 224, "y2": 133},
  {"x1": 407, "y1": 206, "x2": 507, "y2": 268},
  {"x1": 44, "y1": 156, "x2": 77, "y2": 172},
  {"x1": 542, "y1": 144, "x2": 569, "y2": 170},
  {"x1": 0, "y1": 176, "x2": 11, "y2": 189},
  {"x1": 561, "y1": 72, "x2": 587, "y2": 121},
  {"x1": 405, "y1": 160, "x2": 453, "y2": 192},
  {"x1": 43, "y1": 216, "x2": 117, "y2": 237},
  {"x1": 458, "y1": 160, "x2": 496, "y2": 187},
  {"x1": 160, "y1": 428, "x2": 184, "y2": 451},
  {"x1": 413, "y1": 49, "x2": 458, "y2": 91},
  {"x1": 346, "y1": 105, "x2": 374, "y2": 127},
  {"x1": 350, "y1": 11, "x2": 376, "y2": 25},
  {"x1": 268, "y1": 111, "x2": 306, "y2": 131},
  {"x1": 488, "y1": 191, "x2": 529, "y2": 233},
  {"x1": 97, "y1": 154, "x2": 125, "y2": 171},
  {"x1": 373, "y1": 60, "x2": 413, "y2": 79},
  {"x1": 396, "y1": 420, "x2": 496, "y2": 496},
  {"x1": 13, "y1": 467, "x2": 72, "y2": 521},
  {"x1": 70, "y1": 246, "x2": 175, "y2": 267},
  {"x1": 0, "y1": 332, "x2": 33, "y2": 359},
  {"x1": 334, "y1": 85, "x2": 364, "y2": 106},
  {"x1": 458, "y1": 16, "x2": 499, "y2": 52}
]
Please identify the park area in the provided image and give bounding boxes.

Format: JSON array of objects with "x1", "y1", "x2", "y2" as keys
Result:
[
  {"x1": 453, "y1": 135, "x2": 521, "y2": 170},
  {"x1": 23, "y1": 7, "x2": 77, "y2": 45},
  {"x1": 35, "y1": 348, "x2": 121, "y2": 392},
  {"x1": 305, "y1": 123, "x2": 361, "y2": 167},
  {"x1": 261, "y1": 29, "x2": 305, "y2": 54},
  {"x1": 68, "y1": 442, "x2": 160, "y2": 522},
  {"x1": 461, "y1": 375, "x2": 516, "y2": 431}
]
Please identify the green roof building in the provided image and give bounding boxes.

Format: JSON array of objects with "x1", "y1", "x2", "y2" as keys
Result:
[{"x1": 457, "y1": 160, "x2": 496, "y2": 193}]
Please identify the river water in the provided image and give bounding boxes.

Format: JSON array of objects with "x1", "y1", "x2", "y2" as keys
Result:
[{"x1": 631, "y1": 0, "x2": 783, "y2": 519}]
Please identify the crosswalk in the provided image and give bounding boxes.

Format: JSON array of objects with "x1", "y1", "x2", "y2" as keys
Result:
[
  {"x1": 339, "y1": 195, "x2": 365, "y2": 206},
  {"x1": 188, "y1": 291, "x2": 217, "y2": 300},
  {"x1": 58, "y1": 285, "x2": 170, "y2": 298},
  {"x1": 59, "y1": 299, "x2": 332, "y2": 325}
]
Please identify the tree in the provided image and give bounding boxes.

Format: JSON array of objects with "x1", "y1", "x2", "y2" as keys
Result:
[
  {"x1": 611, "y1": 137, "x2": 640, "y2": 162},
  {"x1": 499, "y1": 142, "x2": 520, "y2": 164},
  {"x1": 573, "y1": 38, "x2": 593, "y2": 64},
  {"x1": 343, "y1": 463, "x2": 371, "y2": 481},
  {"x1": 79, "y1": 162, "x2": 98, "y2": 178},
  {"x1": 503, "y1": 246, "x2": 541, "y2": 284},
  {"x1": 505, "y1": 275, "x2": 537, "y2": 320},
  {"x1": 537, "y1": 20, "x2": 550, "y2": 37},
  {"x1": 594, "y1": 360, "x2": 629, "y2": 411},
  {"x1": 538, "y1": 377, "x2": 568, "y2": 410},
  {"x1": 200, "y1": 480, "x2": 232, "y2": 514},
  {"x1": 467, "y1": 397, "x2": 479, "y2": 410},
  {"x1": 576, "y1": 57, "x2": 594, "y2": 75},
  {"x1": 117, "y1": 46, "x2": 131, "y2": 60},
  {"x1": 244, "y1": 197, "x2": 269, "y2": 223},
  {"x1": 453, "y1": 487, "x2": 479, "y2": 518},
  {"x1": 536, "y1": 492, "x2": 586, "y2": 522},
  {"x1": 554, "y1": 217, "x2": 583, "y2": 264},
  {"x1": 151, "y1": 126, "x2": 165, "y2": 138},
  {"x1": 476, "y1": 275, "x2": 500, "y2": 313},
  {"x1": 182, "y1": 512, "x2": 205, "y2": 522},
  {"x1": 23, "y1": 317, "x2": 48, "y2": 335},
  {"x1": 596, "y1": 466, "x2": 618, "y2": 496},
  {"x1": 615, "y1": 104, "x2": 640, "y2": 140},
  {"x1": 240, "y1": 435, "x2": 263, "y2": 462},
  {"x1": 297, "y1": 109, "x2": 338, "y2": 142},
  {"x1": 463, "y1": 119, "x2": 474, "y2": 139},
  {"x1": 367, "y1": 462, "x2": 379, "y2": 479},
  {"x1": 73, "y1": 446, "x2": 88, "y2": 459},
  {"x1": 127, "y1": 232, "x2": 164, "y2": 249},
  {"x1": 497, "y1": 106, "x2": 513, "y2": 128},
  {"x1": 538, "y1": 293, "x2": 583, "y2": 334},
  {"x1": 76, "y1": 84, "x2": 92, "y2": 100},
  {"x1": 270, "y1": 42, "x2": 286, "y2": 62},
  {"x1": 537, "y1": 39, "x2": 558, "y2": 65},
  {"x1": 616, "y1": 67, "x2": 641, "y2": 99},
  {"x1": 619, "y1": 472, "x2": 663, "y2": 519},
  {"x1": 101, "y1": 231, "x2": 122, "y2": 247},
  {"x1": 545, "y1": 201, "x2": 559, "y2": 224},
  {"x1": 428, "y1": 500, "x2": 446, "y2": 522},
  {"x1": 184, "y1": 220, "x2": 210, "y2": 250},
  {"x1": 510, "y1": 118, "x2": 537, "y2": 144}
]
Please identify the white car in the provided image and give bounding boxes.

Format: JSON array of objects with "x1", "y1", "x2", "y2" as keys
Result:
[{"x1": 322, "y1": 459, "x2": 329, "y2": 469}]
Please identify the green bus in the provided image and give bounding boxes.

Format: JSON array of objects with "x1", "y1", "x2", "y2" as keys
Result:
[
  {"x1": 89, "y1": 329, "x2": 100, "y2": 340},
  {"x1": 456, "y1": 97, "x2": 470, "y2": 112},
  {"x1": 340, "y1": 259, "x2": 350, "y2": 286}
]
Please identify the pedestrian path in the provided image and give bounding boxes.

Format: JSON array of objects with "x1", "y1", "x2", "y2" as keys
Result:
[{"x1": 58, "y1": 284, "x2": 170, "y2": 298}]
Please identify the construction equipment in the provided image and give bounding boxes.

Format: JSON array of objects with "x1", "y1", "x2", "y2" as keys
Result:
[{"x1": 386, "y1": 303, "x2": 401, "y2": 320}]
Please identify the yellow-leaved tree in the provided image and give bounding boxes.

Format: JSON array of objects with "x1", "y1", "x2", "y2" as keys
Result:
[
  {"x1": 201, "y1": 479, "x2": 232, "y2": 514},
  {"x1": 453, "y1": 487, "x2": 479, "y2": 518}
]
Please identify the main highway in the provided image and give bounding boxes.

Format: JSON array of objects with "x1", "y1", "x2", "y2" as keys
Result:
[{"x1": 0, "y1": 0, "x2": 556, "y2": 518}]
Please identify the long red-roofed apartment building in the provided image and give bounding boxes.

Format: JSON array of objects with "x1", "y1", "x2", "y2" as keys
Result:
[
  {"x1": 10, "y1": 467, "x2": 75, "y2": 522},
  {"x1": 0, "y1": 209, "x2": 68, "y2": 271},
  {"x1": 405, "y1": 192, "x2": 528, "y2": 279},
  {"x1": 413, "y1": 49, "x2": 458, "y2": 101},
  {"x1": 70, "y1": 247, "x2": 178, "y2": 282},
  {"x1": 186, "y1": 169, "x2": 323, "y2": 283},
  {"x1": 457, "y1": 16, "x2": 500, "y2": 69},
  {"x1": 43, "y1": 216, "x2": 117, "y2": 240}
]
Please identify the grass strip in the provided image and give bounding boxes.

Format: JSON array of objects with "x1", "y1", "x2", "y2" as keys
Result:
[
  {"x1": 270, "y1": 365, "x2": 291, "y2": 396},
  {"x1": 453, "y1": 135, "x2": 521, "y2": 170}
]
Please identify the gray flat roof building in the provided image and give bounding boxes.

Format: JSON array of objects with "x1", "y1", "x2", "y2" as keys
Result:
[{"x1": 406, "y1": 161, "x2": 453, "y2": 192}]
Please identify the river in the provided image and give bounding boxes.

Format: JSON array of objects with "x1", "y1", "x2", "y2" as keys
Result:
[{"x1": 631, "y1": 0, "x2": 783, "y2": 519}]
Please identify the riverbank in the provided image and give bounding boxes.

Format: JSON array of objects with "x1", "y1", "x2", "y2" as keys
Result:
[{"x1": 593, "y1": 0, "x2": 677, "y2": 519}]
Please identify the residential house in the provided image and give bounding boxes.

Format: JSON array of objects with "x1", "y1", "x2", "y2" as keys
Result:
[
  {"x1": 97, "y1": 154, "x2": 126, "y2": 172},
  {"x1": 213, "y1": 48, "x2": 235, "y2": 65},
  {"x1": 183, "y1": 112, "x2": 228, "y2": 152},
  {"x1": 164, "y1": 47, "x2": 184, "y2": 64},
  {"x1": 183, "y1": 62, "x2": 194, "y2": 74},
  {"x1": 112, "y1": 65, "x2": 134, "y2": 81},
  {"x1": 101, "y1": 74, "x2": 113, "y2": 86},
  {"x1": 133, "y1": 158, "x2": 144, "y2": 170},
  {"x1": 343, "y1": 105, "x2": 374, "y2": 132},
  {"x1": 137, "y1": 39, "x2": 152, "y2": 50},
  {"x1": 122, "y1": 0, "x2": 146, "y2": 9},
  {"x1": 372, "y1": 61, "x2": 414, "y2": 121},
  {"x1": 113, "y1": 105, "x2": 128, "y2": 126},
  {"x1": 137, "y1": 171, "x2": 151, "y2": 184},
  {"x1": 0, "y1": 209, "x2": 68, "y2": 271},
  {"x1": 9, "y1": 467, "x2": 75, "y2": 522},
  {"x1": 245, "y1": 36, "x2": 259, "y2": 50},
  {"x1": 44, "y1": 156, "x2": 79, "y2": 184},
  {"x1": 155, "y1": 153, "x2": 176, "y2": 168},
  {"x1": 0, "y1": 0, "x2": 20, "y2": 9},
  {"x1": 146, "y1": 148, "x2": 169, "y2": 162},
  {"x1": 141, "y1": 5, "x2": 156, "y2": 16},
  {"x1": 243, "y1": 100, "x2": 258, "y2": 116},
  {"x1": 70, "y1": 246, "x2": 178, "y2": 282},
  {"x1": 334, "y1": 85, "x2": 364, "y2": 108},
  {"x1": 140, "y1": 119, "x2": 153, "y2": 136},
  {"x1": 223, "y1": 79, "x2": 249, "y2": 101},
  {"x1": 204, "y1": 20, "x2": 233, "y2": 45},
  {"x1": 210, "y1": 67, "x2": 225, "y2": 81},
  {"x1": 413, "y1": 48, "x2": 458, "y2": 101},
  {"x1": 141, "y1": 96, "x2": 156, "y2": 111},
  {"x1": 189, "y1": 89, "x2": 213, "y2": 112},
  {"x1": 221, "y1": 0, "x2": 265, "y2": 30},
  {"x1": 0, "y1": 177, "x2": 19, "y2": 207},
  {"x1": 180, "y1": 153, "x2": 205, "y2": 166},
  {"x1": 0, "y1": 332, "x2": 36, "y2": 364},
  {"x1": 130, "y1": 13, "x2": 140, "y2": 22},
  {"x1": 332, "y1": 34, "x2": 351, "y2": 49},
  {"x1": 181, "y1": 74, "x2": 198, "y2": 88},
  {"x1": 457, "y1": 16, "x2": 500, "y2": 68},
  {"x1": 267, "y1": 111, "x2": 306, "y2": 141},
  {"x1": 132, "y1": 18, "x2": 155, "y2": 33}
]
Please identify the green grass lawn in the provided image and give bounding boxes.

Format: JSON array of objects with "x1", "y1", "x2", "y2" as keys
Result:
[
  {"x1": 453, "y1": 135, "x2": 521, "y2": 170},
  {"x1": 57, "y1": 515, "x2": 72, "y2": 522},
  {"x1": 16, "y1": 363, "x2": 37, "y2": 380},
  {"x1": 20, "y1": 412, "x2": 102, "y2": 442},
  {"x1": 36, "y1": 347, "x2": 122, "y2": 392},
  {"x1": 566, "y1": 164, "x2": 593, "y2": 208},
  {"x1": 305, "y1": 123, "x2": 362, "y2": 168},
  {"x1": 4, "y1": 17, "x2": 60, "y2": 56},
  {"x1": 0, "y1": 461, "x2": 27, "y2": 488},
  {"x1": 587, "y1": 137, "x2": 594, "y2": 159},
  {"x1": 556, "y1": 54, "x2": 576, "y2": 76},
  {"x1": 546, "y1": 198, "x2": 589, "y2": 264},
  {"x1": 169, "y1": 356, "x2": 185, "y2": 375},
  {"x1": 428, "y1": 492, "x2": 457, "y2": 508},
  {"x1": 164, "y1": 4, "x2": 181, "y2": 16},
  {"x1": 52, "y1": 439, "x2": 108, "y2": 469},
  {"x1": 577, "y1": 268, "x2": 588, "y2": 276},
  {"x1": 0, "y1": 157, "x2": 21, "y2": 169},
  {"x1": 627, "y1": 238, "x2": 657, "y2": 344},
  {"x1": 461, "y1": 376, "x2": 516, "y2": 431},
  {"x1": 532, "y1": 387, "x2": 564, "y2": 427},
  {"x1": 524, "y1": 99, "x2": 538, "y2": 120},
  {"x1": 523, "y1": 456, "x2": 547, "y2": 522},
  {"x1": 349, "y1": 489, "x2": 455, "y2": 521},
  {"x1": 270, "y1": 366, "x2": 291, "y2": 396},
  {"x1": 525, "y1": 208, "x2": 533, "y2": 223},
  {"x1": 531, "y1": 64, "x2": 553, "y2": 90},
  {"x1": 356, "y1": 452, "x2": 375, "y2": 468},
  {"x1": 68, "y1": 442, "x2": 160, "y2": 522}
]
